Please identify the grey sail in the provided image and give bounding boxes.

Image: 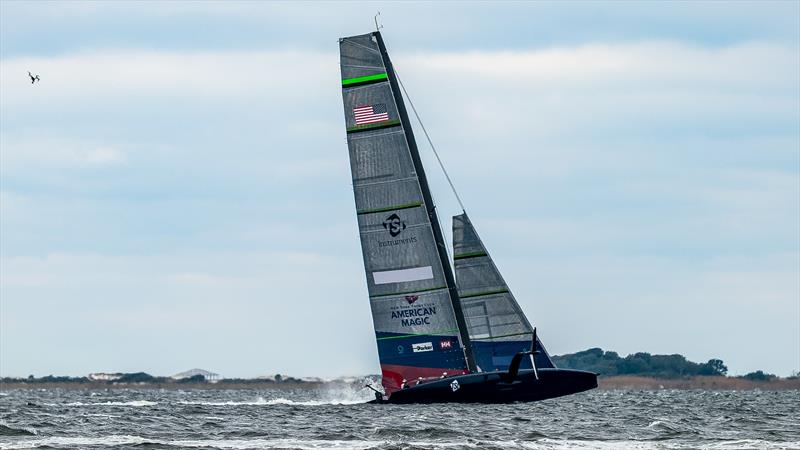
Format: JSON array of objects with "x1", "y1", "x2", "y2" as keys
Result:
[
  {"x1": 453, "y1": 213, "x2": 555, "y2": 372},
  {"x1": 339, "y1": 32, "x2": 474, "y2": 395}
]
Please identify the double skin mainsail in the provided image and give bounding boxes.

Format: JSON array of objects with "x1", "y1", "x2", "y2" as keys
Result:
[{"x1": 339, "y1": 31, "x2": 597, "y2": 403}]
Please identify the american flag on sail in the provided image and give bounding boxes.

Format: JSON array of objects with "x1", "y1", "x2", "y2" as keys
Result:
[{"x1": 353, "y1": 103, "x2": 389, "y2": 125}]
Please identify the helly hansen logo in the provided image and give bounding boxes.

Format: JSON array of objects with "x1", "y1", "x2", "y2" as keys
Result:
[{"x1": 383, "y1": 213, "x2": 406, "y2": 237}]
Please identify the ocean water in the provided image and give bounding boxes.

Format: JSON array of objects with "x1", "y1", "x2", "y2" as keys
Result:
[{"x1": 1, "y1": 386, "x2": 798, "y2": 449}]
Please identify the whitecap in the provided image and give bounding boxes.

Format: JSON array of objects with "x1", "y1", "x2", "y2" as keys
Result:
[
  {"x1": 178, "y1": 396, "x2": 367, "y2": 406},
  {"x1": 61, "y1": 400, "x2": 157, "y2": 407}
]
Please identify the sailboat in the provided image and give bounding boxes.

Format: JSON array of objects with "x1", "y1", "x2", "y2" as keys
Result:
[{"x1": 339, "y1": 31, "x2": 597, "y2": 403}]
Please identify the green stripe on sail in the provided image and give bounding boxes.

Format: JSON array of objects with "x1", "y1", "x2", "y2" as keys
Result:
[
  {"x1": 470, "y1": 331, "x2": 533, "y2": 341},
  {"x1": 342, "y1": 73, "x2": 388, "y2": 86},
  {"x1": 376, "y1": 329, "x2": 460, "y2": 341},
  {"x1": 357, "y1": 200, "x2": 423, "y2": 215},
  {"x1": 370, "y1": 285, "x2": 447, "y2": 299},
  {"x1": 347, "y1": 119, "x2": 401, "y2": 133},
  {"x1": 459, "y1": 288, "x2": 509, "y2": 299},
  {"x1": 453, "y1": 251, "x2": 488, "y2": 260}
]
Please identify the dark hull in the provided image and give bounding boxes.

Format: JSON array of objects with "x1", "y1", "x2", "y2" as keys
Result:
[{"x1": 378, "y1": 368, "x2": 597, "y2": 404}]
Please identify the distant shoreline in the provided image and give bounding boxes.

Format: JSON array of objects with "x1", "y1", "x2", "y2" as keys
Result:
[
  {"x1": 2, "y1": 376, "x2": 798, "y2": 391},
  {"x1": 0, "y1": 380, "x2": 327, "y2": 390}
]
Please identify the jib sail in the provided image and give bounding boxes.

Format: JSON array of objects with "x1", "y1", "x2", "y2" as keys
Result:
[
  {"x1": 339, "y1": 32, "x2": 476, "y2": 395},
  {"x1": 453, "y1": 213, "x2": 555, "y2": 372}
]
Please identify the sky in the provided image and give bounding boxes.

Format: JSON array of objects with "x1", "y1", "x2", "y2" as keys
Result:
[{"x1": 1, "y1": 1, "x2": 798, "y2": 379}]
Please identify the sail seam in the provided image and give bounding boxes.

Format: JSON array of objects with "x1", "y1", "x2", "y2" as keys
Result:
[
  {"x1": 459, "y1": 289, "x2": 510, "y2": 299},
  {"x1": 453, "y1": 251, "x2": 488, "y2": 260},
  {"x1": 376, "y1": 329, "x2": 460, "y2": 341},
  {"x1": 341, "y1": 64, "x2": 385, "y2": 70},
  {"x1": 355, "y1": 175, "x2": 418, "y2": 188},
  {"x1": 470, "y1": 331, "x2": 533, "y2": 341},
  {"x1": 347, "y1": 128, "x2": 404, "y2": 141},
  {"x1": 340, "y1": 82, "x2": 389, "y2": 93},
  {"x1": 347, "y1": 119, "x2": 401, "y2": 133},
  {"x1": 356, "y1": 201, "x2": 423, "y2": 215},
  {"x1": 369, "y1": 285, "x2": 447, "y2": 299}
]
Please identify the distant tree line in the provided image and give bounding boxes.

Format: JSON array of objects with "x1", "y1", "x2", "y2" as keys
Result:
[
  {"x1": 551, "y1": 348, "x2": 792, "y2": 380},
  {"x1": 551, "y1": 348, "x2": 729, "y2": 378}
]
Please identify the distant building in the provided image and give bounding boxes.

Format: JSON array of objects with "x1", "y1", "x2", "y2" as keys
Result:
[
  {"x1": 171, "y1": 368, "x2": 220, "y2": 381},
  {"x1": 88, "y1": 372, "x2": 122, "y2": 381}
]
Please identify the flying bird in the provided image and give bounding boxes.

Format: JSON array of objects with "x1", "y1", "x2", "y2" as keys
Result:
[{"x1": 28, "y1": 71, "x2": 40, "y2": 84}]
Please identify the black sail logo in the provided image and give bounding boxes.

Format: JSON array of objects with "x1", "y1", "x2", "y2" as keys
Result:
[{"x1": 382, "y1": 213, "x2": 406, "y2": 237}]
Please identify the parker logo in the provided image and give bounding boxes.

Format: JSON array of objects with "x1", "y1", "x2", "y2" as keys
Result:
[
  {"x1": 439, "y1": 340, "x2": 452, "y2": 350},
  {"x1": 382, "y1": 213, "x2": 406, "y2": 237},
  {"x1": 412, "y1": 342, "x2": 434, "y2": 353},
  {"x1": 404, "y1": 295, "x2": 419, "y2": 304}
]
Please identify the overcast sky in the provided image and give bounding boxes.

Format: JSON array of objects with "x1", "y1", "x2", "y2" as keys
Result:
[{"x1": 1, "y1": 1, "x2": 798, "y2": 378}]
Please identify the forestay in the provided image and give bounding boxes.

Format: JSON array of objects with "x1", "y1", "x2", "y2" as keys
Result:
[
  {"x1": 453, "y1": 213, "x2": 555, "y2": 372},
  {"x1": 339, "y1": 32, "x2": 470, "y2": 395}
]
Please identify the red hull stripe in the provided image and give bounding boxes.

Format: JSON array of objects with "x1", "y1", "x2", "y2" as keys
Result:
[{"x1": 380, "y1": 364, "x2": 470, "y2": 396}]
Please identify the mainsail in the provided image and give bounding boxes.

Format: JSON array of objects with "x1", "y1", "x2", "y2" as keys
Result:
[
  {"x1": 339, "y1": 32, "x2": 476, "y2": 395},
  {"x1": 453, "y1": 213, "x2": 555, "y2": 372}
]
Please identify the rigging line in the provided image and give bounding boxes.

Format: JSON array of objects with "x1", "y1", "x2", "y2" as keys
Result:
[
  {"x1": 394, "y1": 68, "x2": 463, "y2": 269},
  {"x1": 395, "y1": 70, "x2": 466, "y2": 213}
]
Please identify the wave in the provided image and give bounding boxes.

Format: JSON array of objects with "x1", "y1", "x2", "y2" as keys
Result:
[
  {"x1": 0, "y1": 424, "x2": 36, "y2": 437},
  {"x1": 2, "y1": 436, "x2": 799, "y2": 450}
]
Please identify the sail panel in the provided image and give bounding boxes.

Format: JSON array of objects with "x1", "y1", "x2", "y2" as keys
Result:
[
  {"x1": 341, "y1": 83, "x2": 399, "y2": 133},
  {"x1": 340, "y1": 34, "x2": 385, "y2": 83},
  {"x1": 341, "y1": 32, "x2": 469, "y2": 394},
  {"x1": 353, "y1": 178, "x2": 423, "y2": 216},
  {"x1": 348, "y1": 130, "x2": 415, "y2": 184},
  {"x1": 453, "y1": 213, "x2": 555, "y2": 371}
]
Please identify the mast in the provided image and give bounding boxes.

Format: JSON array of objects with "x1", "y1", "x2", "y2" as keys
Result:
[{"x1": 373, "y1": 31, "x2": 477, "y2": 373}]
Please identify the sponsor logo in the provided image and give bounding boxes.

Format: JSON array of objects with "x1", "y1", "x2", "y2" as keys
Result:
[
  {"x1": 405, "y1": 295, "x2": 419, "y2": 305},
  {"x1": 382, "y1": 213, "x2": 406, "y2": 237},
  {"x1": 412, "y1": 342, "x2": 433, "y2": 353},
  {"x1": 391, "y1": 306, "x2": 437, "y2": 327},
  {"x1": 397, "y1": 345, "x2": 404, "y2": 354},
  {"x1": 450, "y1": 379, "x2": 460, "y2": 392},
  {"x1": 440, "y1": 340, "x2": 452, "y2": 350}
]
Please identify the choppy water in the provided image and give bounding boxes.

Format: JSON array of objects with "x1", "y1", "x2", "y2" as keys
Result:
[{"x1": 1, "y1": 386, "x2": 798, "y2": 449}]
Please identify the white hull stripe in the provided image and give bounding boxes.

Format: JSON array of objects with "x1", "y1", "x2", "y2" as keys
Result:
[{"x1": 373, "y1": 266, "x2": 434, "y2": 285}]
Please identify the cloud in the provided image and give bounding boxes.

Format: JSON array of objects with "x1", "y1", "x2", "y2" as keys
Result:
[
  {"x1": 0, "y1": 50, "x2": 337, "y2": 106},
  {"x1": 0, "y1": 137, "x2": 126, "y2": 169},
  {"x1": 0, "y1": 250, "x2": 372, "y2": 377},
  {"x1": 2, "y1": 40, "x2": 795, "y2": 183}
]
